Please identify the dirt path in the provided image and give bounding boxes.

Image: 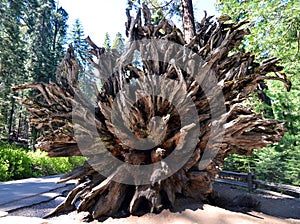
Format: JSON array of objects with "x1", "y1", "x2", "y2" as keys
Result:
[
  {"x1": 6, "y1": 183, "x2": 300, "y2": 224},
  {"x1": 46, "y1": 203, "x2": 299, "y2": 224}
]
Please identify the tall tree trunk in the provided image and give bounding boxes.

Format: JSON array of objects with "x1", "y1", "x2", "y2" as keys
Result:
[
  {"x1": 257, "y1": 81, "x2": 274, "y2": 117},
  {"x1": 17, "y1": 103, "x2": 23, "y2": 139},
  {"x1": 8, "y1": 94, "x2": 16, "y2": 141},
  {"x1": 52, "y1": 23, "x2": 58, "y2": 52},
  {"x1": 180, "y1": 0, "x2": 195, "y2": 43}
]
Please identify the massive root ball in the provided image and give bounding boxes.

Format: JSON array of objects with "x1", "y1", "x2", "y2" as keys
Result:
[{"x1": 14, "y1": 7, "x2": 290, "y2": 219}]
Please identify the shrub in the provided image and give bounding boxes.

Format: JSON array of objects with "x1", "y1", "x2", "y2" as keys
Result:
[
  {"x1": 0, "y1": 142, "x2": 86, "y2": 181},
  {"x1": 0, "y1": 142, "x2": 33, "y2": 180}
]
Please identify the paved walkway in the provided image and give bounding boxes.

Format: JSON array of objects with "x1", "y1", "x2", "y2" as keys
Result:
[{"x1": 0, "y1": 175, "x2": 75, "y2": 212}]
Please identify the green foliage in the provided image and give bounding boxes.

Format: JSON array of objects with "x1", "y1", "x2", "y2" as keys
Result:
[
  {"x1": 127, "y1": 0, "x2": 181, "y2": 24},
  {"x1": 103, "y1": 32, "x2": 111, "y2": 50},
  {"x1": 0, "y1": 142, "x2": 32, "y2": 180},
  {"x1": 0, "y1": 0, "x2": 28, "y2": 139},
  {"x1": 112, "y1": 32, "x2": 125, "y2": 53},
  {"x1": 219, "y1": 0, "x2": 300, "y2": 186},
  {"x1": 224, "y1": 154, "x2": 255, "y2": 173},
  {"x1": 71, "y1": 19, "x2": 90, "y2": 70},
  {"x1": 225, "y1": 144, "x2": 300, "y2": 186},
  {"x1": 70, "y1": 19, "x2": 96, "y2": 102},
  {"x1": 0, "y1": 0, "x2": 69, "y2": 143},
  {"x1": 0, "y1": 142, "x2": 86, "y2": 182}
]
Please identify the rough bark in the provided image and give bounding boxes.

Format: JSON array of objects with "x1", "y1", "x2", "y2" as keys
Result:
[
  {"x1": 14, "y1": 6, "x2": 291, "y2": 220},
  {"x1": 180, "y1": 0, "x2": 195, "y2": 43}
]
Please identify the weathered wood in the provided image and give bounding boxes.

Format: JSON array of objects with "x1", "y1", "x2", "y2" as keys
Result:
[
  {"x1": 219, "y1": 170, "x2": 249, "y2": 179},
  {"x1": 254, "y1": 179, "x2": 300, "y2": 195},
  {"x1": 215, "y1": 178, "x2": 249, "y2": 189},
  {"x1": 217, "y1": 171, "x2": 300, "y2": 197},
  {"x1": 14, "y1": 5, "x2": 291, "y2": 219}
]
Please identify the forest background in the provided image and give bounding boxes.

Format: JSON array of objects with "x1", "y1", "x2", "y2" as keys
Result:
[{"x1": 0, "y1": 0, "x2": 299, "y2": 186}]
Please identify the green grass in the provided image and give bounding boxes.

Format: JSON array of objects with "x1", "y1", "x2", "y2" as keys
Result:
[{"x1": 0, "y1": 142, "x2": 86, "y2": 181}]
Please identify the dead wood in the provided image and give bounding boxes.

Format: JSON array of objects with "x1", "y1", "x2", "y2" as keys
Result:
[{"x1": 14, "y1": 6, "x2": 291, "y2": 219}]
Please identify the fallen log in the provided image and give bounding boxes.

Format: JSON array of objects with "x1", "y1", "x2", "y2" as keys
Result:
[{"x1": 13, "y1": 6, "x2": 291, "y2": 219}]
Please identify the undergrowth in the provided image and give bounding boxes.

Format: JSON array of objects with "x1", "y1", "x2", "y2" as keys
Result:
[{"x1": 0, "y1": 142, "x2": 86, "y2": 181}]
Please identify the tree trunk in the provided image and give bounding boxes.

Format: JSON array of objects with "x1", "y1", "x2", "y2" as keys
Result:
[
  {"x1": 14, "y1": 6, "x2": 291, "y2": 220},
  {"x1": 257, "y1": 81, "x2": 274, "y2": 117},
  {"x1": 8, "y1": 93, "x2": 16, "y2": 141},
  {"x1": 180, "y1": 0, "x2": 195, "y2": 43}
]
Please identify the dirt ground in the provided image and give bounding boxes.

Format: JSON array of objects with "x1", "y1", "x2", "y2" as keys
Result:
[
  {"x1": 9, "y1": 182, "x2": 300, "y2": 224},
  {"x1": 213, "y1": 183, "x2": 300, "y2": 220}
]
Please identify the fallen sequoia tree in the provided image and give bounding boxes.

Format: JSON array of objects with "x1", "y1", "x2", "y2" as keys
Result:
[{"x1": 14, "y1": 6, "x2": 291, "y2": 219}]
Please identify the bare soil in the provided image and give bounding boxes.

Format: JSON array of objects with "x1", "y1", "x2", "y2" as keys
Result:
[{"x1": 9, "y1": 183, "x2": 300, "y2": 224}]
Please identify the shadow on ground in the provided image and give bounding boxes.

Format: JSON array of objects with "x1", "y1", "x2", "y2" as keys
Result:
[{"x1": 213, "y1": 182, "x2": 300, "y2": 220}]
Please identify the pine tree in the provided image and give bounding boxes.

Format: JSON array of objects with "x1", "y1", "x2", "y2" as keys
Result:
[
  {"x1": 24, "y1": 0, "x2": 56, "y2": 82},
  {"x1": 70, "y1": 19, "x2": 94, "y2": 99},
  {"x1": 70, "y1": 19, "x2": 90, "y2": 70},
  {"x1": 24, "y1": 0, "x2": 68, "y2": 83},
  {"x1": 0, "y1": 0, "x2": 69, "y2": 143},
  {"x1": 0, "y1": 0, "x2": 27, "y2": 140},
  {"x1": 52, "y1": 6, "x2": 69, "y2": 67},
  {"x1": 103, "y1": 32, "x2": 111, "y2": 50},
  {"x1": 112, "y1": 32, "x2": 125, "y2": 53},
  {"x1": 219, "y1": 0, "x2": 300, "y2": 185}
]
